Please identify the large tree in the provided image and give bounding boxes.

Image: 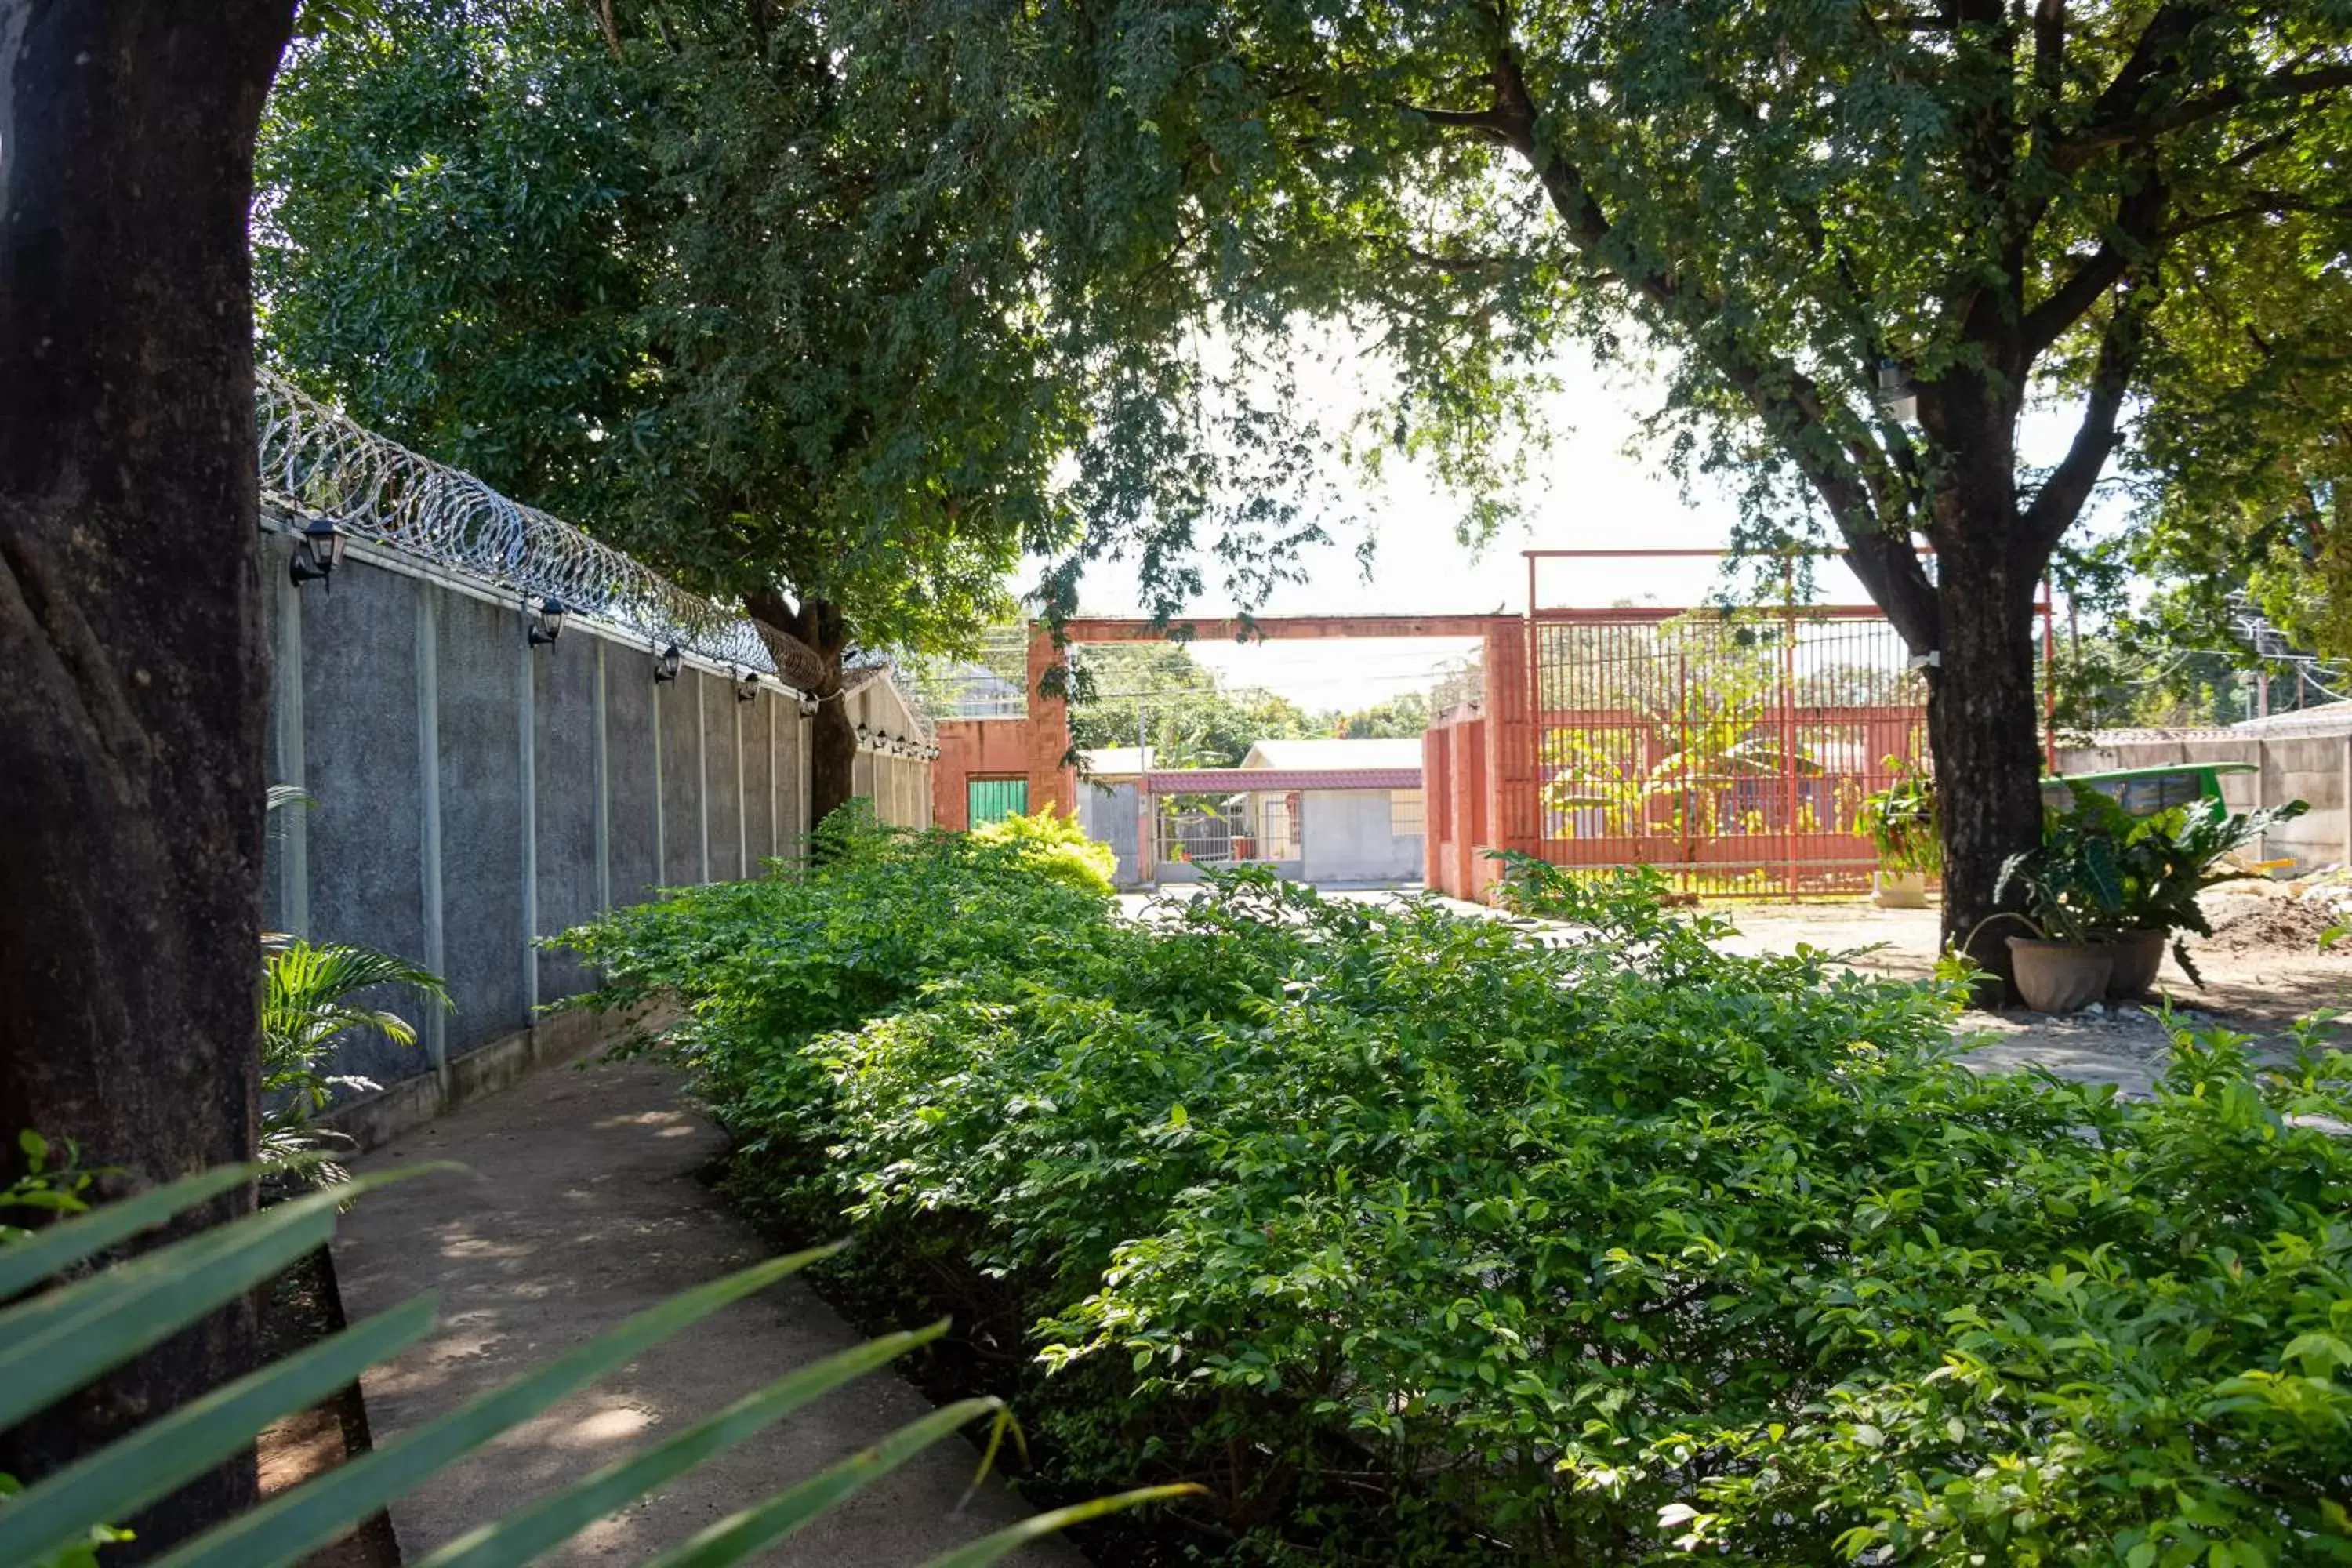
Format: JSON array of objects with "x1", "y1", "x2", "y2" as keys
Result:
[
  {"x1": 2127, "y1": 193, "x2": 2352, "y2": 667},
  {"x1": 0, "y1": 0, "x2": 294, "y2": 1552},
  {"x1": 874, "y1": 0, "x2": 2352, "y2": 975},
  {"x1": 257, "y1": 0, "x2": 1084, "y2": 820}
]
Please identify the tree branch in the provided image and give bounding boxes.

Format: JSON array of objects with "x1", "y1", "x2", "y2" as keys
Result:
[
  {"x1": 1399, "y1": 102, "x2": 1516, "y2": 138},
  {"x1": 1443, "y1": 42, "x2": 1944, "y2": 649},
  {"x1": 1396, "y1": 244, "x2": 1518, "y2": 275},
  {"x1": 2060, "y1": 49, "x2": 2352, "y2": 165},
  {"x1": 2163, "y1": 192, "x2": 2352, "y2": 240},
  {"x1": 2021, "y1": 291, "x2": 2151, "y2": 556},
  {"x1": 2018, "y1": 166, "x2": 2167, "y2": 361}
]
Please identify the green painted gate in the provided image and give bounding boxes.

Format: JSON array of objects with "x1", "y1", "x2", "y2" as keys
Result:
[{"x1": 967, "y1": 777, "x2": 1028, "y2": 827}]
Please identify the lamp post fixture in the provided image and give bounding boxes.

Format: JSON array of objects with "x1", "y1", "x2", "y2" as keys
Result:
[
  {"x1": 288, "y1": 518, "x2": 346, "y2": 590},
  {"x1": 1875, "y1": 360, "x2": 1918, "y2": 423},
  {"x1": 527, "y1": 595, "x2": 568, "y2": 647},
  {"x1": 653, "y1": 642, "x2": 683, "y2": 684},
  {"x1": 734, "y1": 669, "x2": 759, "y2": 704}
]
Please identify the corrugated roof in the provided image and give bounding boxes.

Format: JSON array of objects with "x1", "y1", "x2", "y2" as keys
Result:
[
  {"x1": 2232, "y1": 701, "x2": 2352, "y2": 737},
  {"x1": 1240, "y1": 737, "x2": 1426, "y2": 770},
  {"x1": 1142, "y1": 767, "x2": 1423, "y2": 793}
]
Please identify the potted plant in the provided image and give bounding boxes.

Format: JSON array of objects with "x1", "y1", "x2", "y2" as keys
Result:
[
  {"x1": 1859, "y1": 767, "x2": 1939, "y2": 909},
  {"x1": 2105, "y1": 793, "x2": 2308, "y2": 996},
  {"x1": 1987, "y1": 819, "x2": 2124, "y2": 1012}
]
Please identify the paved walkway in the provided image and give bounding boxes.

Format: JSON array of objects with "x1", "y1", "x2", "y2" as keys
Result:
[{"x1": 333, "y1": 1048, "x2": 1082, "y2": 1566}]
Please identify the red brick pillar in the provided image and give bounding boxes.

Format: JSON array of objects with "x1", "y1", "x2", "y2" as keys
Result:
[
  {"x1": 1483, "y1": 619, "x2": 1540, "y2": 872},
  {"x1": 1025, "y1": 623, "x2": 1076, "y2": 816},
  {"x1": 1421, "y1": 728, "x2": 1446, "y2": 891},
  {"x1": 1458, "y1": 717, "x2": 1488, "y2": 900}
]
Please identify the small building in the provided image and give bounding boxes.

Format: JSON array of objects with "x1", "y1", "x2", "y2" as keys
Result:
[{"x1": 1138, "y1": 736, "x2": 1426, "y2": 888}]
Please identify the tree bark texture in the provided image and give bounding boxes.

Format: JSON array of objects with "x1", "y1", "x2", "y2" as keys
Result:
[
  {"x1": 746, "y1": 590, "x2": 856, "y2": 830},
  {"x1": 1926, "y1": 528, "x2": 2049, "y2": 996},
  {"x1": 1916, "y1": 372, "x2": 2045, "y2": 998},
  {"x1": 0, "y1": 0, "x2": 292, "y2": 1552}
]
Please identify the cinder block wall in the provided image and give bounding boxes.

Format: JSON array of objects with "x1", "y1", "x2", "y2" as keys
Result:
[
  {"x1": 260, "y1": 532, "x2": 871, "y2": 1111},
  {"x1": 2054, "y1": 735, "x2": 2352, "y2": 870}
]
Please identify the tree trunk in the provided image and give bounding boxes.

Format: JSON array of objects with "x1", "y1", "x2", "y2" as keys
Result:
[
  {"x1": 1928, "y1": 521, "x2": 2049, "y2": 1002},
  {"x1": 807, "y1": 630, "x2": 856, "y2": 828},
  {"x1": 0, "y1": 0, "x2": 291, "y2": 1552},
  {"x1": 745, "y1": 590, "x2": 856, "y2": 830}
]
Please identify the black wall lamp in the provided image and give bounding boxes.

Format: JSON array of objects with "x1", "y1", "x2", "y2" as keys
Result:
[
  {"x1": 288, "y1": 518, "x2": 346, "y2": 590},
  {"x1": 734, "y1": 669, "x2": 760, "y2": 703},
  {"x1": 653, "y1": 642, "x2": 683, "y2": 683},
  {"x1": 797, "y1": 693, "x2": 819, "y2": 717},
  {"x1": 527, "y1": 595, "x2": 567, "y2": 647}
]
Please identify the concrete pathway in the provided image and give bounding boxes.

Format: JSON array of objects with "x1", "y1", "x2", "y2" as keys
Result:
[{"x1": 333, "y1": 1048, "x2": 1083, "y2": 1566}]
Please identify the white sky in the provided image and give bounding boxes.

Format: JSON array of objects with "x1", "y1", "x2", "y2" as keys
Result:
[{"x1": 1044, "y1": 346, "x2": 2109, "y2": 712}]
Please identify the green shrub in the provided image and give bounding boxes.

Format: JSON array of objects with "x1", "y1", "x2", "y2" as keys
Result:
[
  {"x1": 556, "y1": 804, "x2": 1124, "y2": 1161},
  {"x1": 566, "y1": 844, "x2": 2352, "y2": 1565},
  {"x1": 971, "y1": 806, "x2": 1119, "y2": 896}
]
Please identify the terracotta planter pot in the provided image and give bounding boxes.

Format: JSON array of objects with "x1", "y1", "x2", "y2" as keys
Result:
[
  {"x1": 2007, "y1": 936, "x2": 2114, "y2": 1014},
  {"x1": 2104, "y1": 928, "x2": 2167, "y2": 1000},
  {"x1": 1871, "y1": 869, "x2": 1929, "y2": 909}
]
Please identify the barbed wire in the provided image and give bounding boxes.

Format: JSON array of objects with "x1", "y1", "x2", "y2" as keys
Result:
[{"x1": 255, "y1": 368, "x2": 784, "y2": 680}]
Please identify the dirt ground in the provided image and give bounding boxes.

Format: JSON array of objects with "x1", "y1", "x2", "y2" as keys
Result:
[
  {"x1": 332, "y1": 1047, "x2": 1080, "y2": 1566},
  {"x1": 1715, "y1": 887, "x2": 2352, "y2": 1096}
]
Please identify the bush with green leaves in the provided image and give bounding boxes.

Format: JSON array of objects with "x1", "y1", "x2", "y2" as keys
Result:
[
  {"x1": 555, "y1": 807, "x2": 1124, "y2": 1163},
  {"x1": 969, "y1": 806, "x2": 1120, "y2": 897},
  {"x1": 564, "y1": 840, "x2": 2352, "y2": 1564}
]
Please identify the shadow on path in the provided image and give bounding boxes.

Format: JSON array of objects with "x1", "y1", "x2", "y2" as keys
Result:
[{"x1": 333, "y1": 1044, "x2": 1083, "y2": 1566}]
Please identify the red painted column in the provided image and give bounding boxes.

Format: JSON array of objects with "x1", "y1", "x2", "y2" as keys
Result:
[
  {"x1": 1025, "y1": 624, "x2": 1076, "y2": 816},
  {"x1": 1421, "y1": 728, "x2": 1446, "y2": 891},
  {"x1": 1482, "y1": 619, "x2": 1540, "y2": 868}
]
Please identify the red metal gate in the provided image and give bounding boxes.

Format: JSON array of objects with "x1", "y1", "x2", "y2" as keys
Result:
[{"x1": 1528, "y1": 586, "x2": 1929, "y2": 897}]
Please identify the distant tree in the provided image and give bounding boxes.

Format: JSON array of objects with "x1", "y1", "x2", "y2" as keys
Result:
[
  {"x1": 2130, "y1": 206, "x2": 2352, "y2": 665},
  {"x1": 867, "y1": 0, "x2": 2352, "y2": 978},
  {"x1": 1334, "y1": 691, "x2": 1434, "y2": 739},
  {"x1": 1069, "y1": 643, "x2": 1319, "y2": 767}
]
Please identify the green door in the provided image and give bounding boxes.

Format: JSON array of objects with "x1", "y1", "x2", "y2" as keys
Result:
[{"x1": 967, "y1": 777, "x2": 1028, "y2": 827}]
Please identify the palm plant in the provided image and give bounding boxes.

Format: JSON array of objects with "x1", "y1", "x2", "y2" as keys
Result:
[
  {"x1": 260, "y1": 940, "x2": 448, "y2": 1185},
  {"x1": 0, "y1": 1167, "x2": 1181, "y2": 1566},
  {"x1": 261, "y1": 786, "x2": 448, "y2": 1185}
]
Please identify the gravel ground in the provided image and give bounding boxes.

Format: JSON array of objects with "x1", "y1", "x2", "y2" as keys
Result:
[{"x1": 1716, "y1": 888, "x2": 2352, "y2": 1096}]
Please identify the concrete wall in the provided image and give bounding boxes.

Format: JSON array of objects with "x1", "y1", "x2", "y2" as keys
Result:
[
  {"x1": 1298, "y1": 789, "x2": 1425, "y2": 886},
  {"x1": 2056, "y1": 734, "x2": 2351, "y2": 870},
  {"x1": 262, "y1": 531, "x2": 898, "y2": 1117}
]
